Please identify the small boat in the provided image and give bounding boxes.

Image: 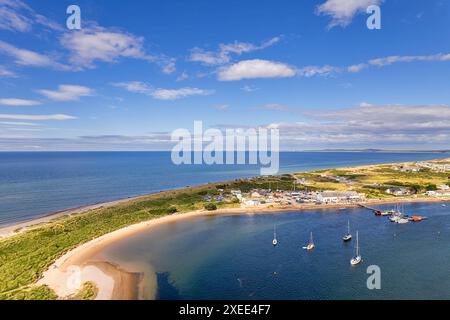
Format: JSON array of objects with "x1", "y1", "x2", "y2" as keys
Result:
[
  {"x1": 381, "y1": 210, "x2": 393, "y2": 216},
  {"x1": 272, "y1": 226, "x2": 278, "y2": 246},
  {"x1": 303, "y1": 232, "x2": 315, "y2": 251},
  {"x1": 374, "y1": 210, "x2": 382, "y2": 216},
  {"x1": 350, "y1": 231, "x2": 362, "y2": 266},
  {"x1": 342, "y1": 220, "x2": 352, "y2": 242},
  {"x1": 389, "y1": 215, "x2": 401, "y2": 223},
  {"x1": 409, "y1": 215, "x2": 426, "y2": 222}
]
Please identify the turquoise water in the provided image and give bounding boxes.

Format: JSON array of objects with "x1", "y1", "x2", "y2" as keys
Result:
[
  {"x1": 0, "y1": 151, "x2": 449, "y2": 226},
  {"x1": 100, "y1": 202, "x2": 450, "y2": 300}
]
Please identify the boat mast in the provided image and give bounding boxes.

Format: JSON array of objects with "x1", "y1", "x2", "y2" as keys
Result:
[
  {"x1": 310, "y1": 231, "x2": 313, "y2": 244},
  {"x1": 347, "y1": 220, "x2": 350, "y2": 235},
  {"x1": 355, "y1": 231, "x2": 359, "y2": 256}
]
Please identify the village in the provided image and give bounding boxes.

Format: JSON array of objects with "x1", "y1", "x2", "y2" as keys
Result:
[
  {"x1": 203, "y1": 187, "x2": 366, "y2": 208},
  {"x1": 201, "y1": 160, "x2": 450, "y2": 209}
]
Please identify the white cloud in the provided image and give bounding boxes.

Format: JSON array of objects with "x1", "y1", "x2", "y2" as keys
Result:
[
  {"x1": 176, "y1": 71, "x2": 189, "y2": 82},
  {"x1": 0, "y1": 0, "x2": 62, "y2": 32},
  {"x1": 297, "y1": 65, "x2": 340, "y2": 77},
  {"x1": 60, "y1": 25, "x2": 175, "y2": 73},
  {"x1": 0, "y1": 121, "x2": 39, "y2": 126},
  {"x1": 316, "y1": 0, "x2": 383, "y2": 28},
  {"x1": 218, "y1": 59, "x2": 296, "y2": 81},
  {"x1": 37, "y1": 85, "x2": 94, "y2": 101},
  {"x1": 112, "y1": 81, "x2": 153, "y2": 94},
  {"x1": 151, "y1": 87, "x2": 214, "y2": 100},
  {"x1": 0, "y1": 98, "x2": 41, "y2": 106},
  {"x1": 0, "y1": 65, "x2": 16, "y2": 77},
  {"x1": 0, "y1": 40, "x2": 68, "y2": 70},
  {"x1": 369, "y1": 53, "x2": 450, "y2": 67},
  {"x1": 189, "y1": 37, "x2": 281, "y2": 66},
  {"x1": 112, "y1": 81, "x2": 213, "y2": 100},
  {"x1": 347, "y1": 63, "x2": 368, "y2": 73},
  {"x1": 261, "y1": 104, "x2": 450, "y2": 149},
  {"x1": 0, "y1": 114, "x2": 76, "y2": 120}
]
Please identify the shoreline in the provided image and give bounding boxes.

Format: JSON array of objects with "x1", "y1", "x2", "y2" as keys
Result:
[
  {"x1": 36, "y1": 196, "x2": 450, "y2": 300},
  {"x1": 0, "y1": 158, "x2": 437, "y2": 238}
]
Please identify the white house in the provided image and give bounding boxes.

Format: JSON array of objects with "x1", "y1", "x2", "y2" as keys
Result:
[{"x1": 316, "y1": 191, "x2": 363, "y2": 204}]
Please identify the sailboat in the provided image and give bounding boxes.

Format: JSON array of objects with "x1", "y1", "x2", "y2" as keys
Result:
[
  {"x1": 272, "y1": 226, "x2": 278, "y2": 246},
  {"x1": 342, "y1": 220, "x2": 352, "y2": 242},
  {"x1": 303, "y1": 232, "x2": 315, "y2": 251},
  {"x1": 350, "y1": 231, "x2": 362, "y2": 266}
]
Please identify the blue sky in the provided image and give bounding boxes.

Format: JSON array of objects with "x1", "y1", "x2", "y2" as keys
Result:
[{"x1": 0, "y1": 0, "x2": 450, "y2": 150}]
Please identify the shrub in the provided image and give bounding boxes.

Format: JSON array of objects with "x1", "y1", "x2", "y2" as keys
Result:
[
  {"x1": 204, "y1": 203, "x2": 217, "y2": 211},
  {"x1": 166, "y1": 206, "x2": 178, "y2": 214}
]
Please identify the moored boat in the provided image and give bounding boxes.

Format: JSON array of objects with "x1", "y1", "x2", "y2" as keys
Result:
[
  {"x1": 303, "y1": 232, "x2": 315, "y2": 251},
  {"x1": 350, "y1": 231, "x2": 362, "y2": 266},
  {"x1": 342, "y1": 220, "x2": 352, "y2": 242}
]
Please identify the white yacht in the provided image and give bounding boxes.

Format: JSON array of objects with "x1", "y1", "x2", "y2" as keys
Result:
[
  {"x1": 303, "y1": 232, "x2": 315, "y2": 251},
  {"x1": 342, "y1": 220, "x2": 352, "y2": 242},
  {"x1": 350, "y1": 231, "x2": 362, "y2": 266},
  {"x1": 272, "y1": 226, "x2": 278, "y2": 246}
]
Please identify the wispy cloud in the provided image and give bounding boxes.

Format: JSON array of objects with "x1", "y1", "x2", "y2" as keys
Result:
[
  {"x1": 0, "y1": 121, "x2": 39, "y2": 126},
  {"x1": 0, "y1": 40, "x2": 69, "y2": 70},
  {"x1": 60, "y1": 25, "x2": 176, "y2": 73},
  {"x1": 0, "y1": 65, "x2": 16, "y2": 77},
  {"x1": 112, "y1": 81, "x2": 153, "y2": 94},
  {"x1": 240, "y1": 85, "x2": 259, "y2": 92},
  {"x1": 316, "y1": 0, "x2": 383, "y2": 29},
  {"x1": 0, "y1": 113, "x2": 77, "y2": 120},
  {"x1": 37, "y1": 85, "x2": 94, "y2": 101},
  {"x1": 151, "y1": 87, "x2": 214, "y2": 100},
  {"x1": 0, "y1": 98, "x2": 41, "y2": 106},
  {"x1": 0, "y1": 0, "x2": 63, "y2": 32},
  {"x1": 297, "y1": 65, "x2": 340, "y2": 77},
  {"x1": 112, "y1": 81, "x2": 214, "y2": 100},
  {"x1": 189, "y1": 37, "x2": 281, "y2": 66}
]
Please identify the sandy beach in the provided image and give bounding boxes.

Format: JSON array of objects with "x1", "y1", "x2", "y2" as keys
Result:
[{"x1": 30, "y1": 194, "x2": 450, "y2": 300}]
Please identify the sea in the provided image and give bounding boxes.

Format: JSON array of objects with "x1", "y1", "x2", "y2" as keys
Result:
[{"x1": 0, "y1": 151, "x2": 448, "y2": 226}]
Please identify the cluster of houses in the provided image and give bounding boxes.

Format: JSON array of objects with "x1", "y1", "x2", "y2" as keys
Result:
[
  {"x1": 391, "y1": 165, "x2": 421, "y2": 173},
  {"x1": 392, "y1": 162, "x2": 450, "y2": 173},
  {"x1": 425, "y1": 184, "x2": 450, "y2": 197},
  {"x1": 416, "y1": 162, "x2": 450, "y2": 172},
  {"x1": 228, "y1": 189, "x2": 366, "y2": 207},
  {"x1": 385, "y1": 184, "x2": 450, "y2": 197}
]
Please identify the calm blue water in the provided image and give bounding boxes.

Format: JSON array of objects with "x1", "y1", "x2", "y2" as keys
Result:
[
  {"x1": 100, "y1": 202, "x2": 450, "y2": 300},
  {"x1": 0, "y1": 151, "x2": 449, "y2": 226}
]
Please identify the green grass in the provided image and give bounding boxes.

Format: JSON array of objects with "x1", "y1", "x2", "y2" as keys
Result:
[{"x1": 72, "y1": 282, "x2": 98, "y2": 300}]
